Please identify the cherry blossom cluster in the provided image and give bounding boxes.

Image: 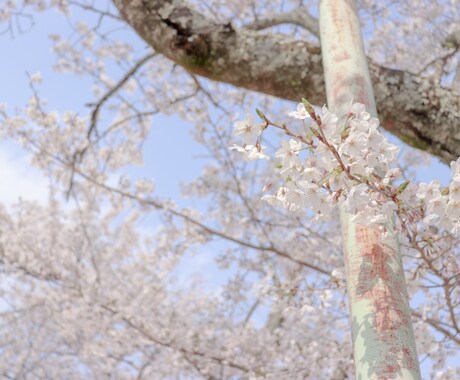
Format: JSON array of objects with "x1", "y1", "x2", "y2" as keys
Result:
[{"x1": 232, "y1": 101, "x2": 460, "y2": 235}]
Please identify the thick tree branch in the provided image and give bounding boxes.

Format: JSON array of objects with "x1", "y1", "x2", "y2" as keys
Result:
[
  {"x1": 443, "y1": 29, "x2": 460, "y2": 50},
  {"x1": 113, "y1": 0, "x2": 460, "y2": 163},
  {"x1": 244, "y1": 5, "x2": 319, "y2": 37},
  {"x1": 453, "y1": 63, "x2": 460, "y2": 92}
]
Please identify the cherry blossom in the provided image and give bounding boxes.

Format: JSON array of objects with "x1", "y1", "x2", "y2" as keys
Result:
[
  {"x1": 233, "y1": 100, "x2": 460, "y2": 237},
  {"x1": 288, "y1": 102, "x2": 310, "y2": 120},
  {"x1": 0, "y1": 1, "x2": 458, "y2": 379},
  {"x1": 232, "y1": 115, "x2": 262, "y2": 144}
]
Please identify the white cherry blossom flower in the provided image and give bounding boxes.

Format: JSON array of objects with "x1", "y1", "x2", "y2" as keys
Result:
[
  {"x1": 229, "y1": 144, "x2": 269, "y2": 160},
  {"x1": 448, "y1": 180, "x2": 460, "y2": 201},
  {"x1": 276, "y1": 139, "x2": 303, "y2": 174},
  {"x1": 427, "y1": 195, "x2": 448, "y2": 219},
  {"x1": 445, "y1": 199, "x2": 460, "y2": 220},
  {"x1": 450, "y1": 157, "x2": 460, "y2": 178},
  {"x1": 233, "y1": 115, "x2": 262, "y2": 144},
  {"x1": 30, "y1": 72, "x2": 43, "y2": 84},
  {"x1": 288, "y1": 103, "x2": 310, "y2": 120},
  {"x1": 339, "y1": 129, "x2": 369, "y2": 160},
  {"x1": 350, "y1": 102, "x2": 370, "y2": 121},
  {"x1": 416, "y1": 181, "x2": 440, "y2": 200}
]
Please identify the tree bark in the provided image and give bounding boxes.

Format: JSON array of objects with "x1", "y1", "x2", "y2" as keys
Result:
[
  {"x1": 113, "y1": 0, "x2": 460, "y2": 164},
  {"x1": 319, "y1": 1, "x2": 421, "y2": 378}
]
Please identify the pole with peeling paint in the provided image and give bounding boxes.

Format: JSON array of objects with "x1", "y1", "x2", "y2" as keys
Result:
[{"x1": 318, "y1": 1, "x2": 422, "y2": 379}]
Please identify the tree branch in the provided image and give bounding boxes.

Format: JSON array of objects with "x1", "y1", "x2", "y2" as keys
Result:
[
  {"x1": 100, "y1": 304, "x2": 254, "y2": 375},
  {"x1": 453, "y1": 62, "x2": 460, "y2": 92},
  {"x1": 88, "y1": 175, "x2": 332, "y2": 276},
  {"x1": 29, "y1": 134, "x2": 332, "y2": 277},
  {"x1": 113, "y1": 0, "x2": 460, "y2": 163},
  {"x1": 244, "y1": 5, "x2": 319, "y2": 37},
  {"x1": 411, "y1": 310, "x2": 460, "y2": 346},
  {"x1": 86, "y1": 52, "x2": 157, "y2": 139}
]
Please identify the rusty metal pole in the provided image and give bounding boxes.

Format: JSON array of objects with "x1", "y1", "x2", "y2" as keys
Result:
[{"x1": 319, "y1": 1, "x2": 422, "y2": 378}]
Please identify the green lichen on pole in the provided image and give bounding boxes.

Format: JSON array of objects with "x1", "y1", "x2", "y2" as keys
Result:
[{"x1": 318, "y1": 1, "x2": 422, "y2": 378}]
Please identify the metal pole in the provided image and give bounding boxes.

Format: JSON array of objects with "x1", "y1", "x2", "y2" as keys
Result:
[{"x1": 319, "y1": 1, "x2": 422, "y2": 378}]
